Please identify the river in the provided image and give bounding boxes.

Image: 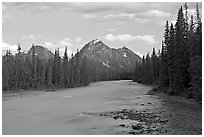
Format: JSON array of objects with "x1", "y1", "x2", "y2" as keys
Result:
[{"x1": 2, "y1": 80, "x2": 201, "y2": 135}]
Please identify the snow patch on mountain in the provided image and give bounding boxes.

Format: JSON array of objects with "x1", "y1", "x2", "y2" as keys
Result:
[
  {"x1": 123, "y1": 52, "x2": 127, "y2": 57},
  {"x1": 102, "y1": 61, "x2": 109, "y2": 68},
  {"x1": 93, "y1": 39, "x2": 100, "y2": 44}
]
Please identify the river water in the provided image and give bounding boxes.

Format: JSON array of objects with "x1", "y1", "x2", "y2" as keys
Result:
[{"x1": 3, "y1": 80, "x2": 162, "y2": 135}]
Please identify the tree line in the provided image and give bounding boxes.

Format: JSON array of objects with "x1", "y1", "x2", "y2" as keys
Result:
[
  {"x1": 2, "y1": 44, "x2": 124, "y2": 91},
  {"x1": 133, "y1": 3, "x2": 202, "y2": 100}
]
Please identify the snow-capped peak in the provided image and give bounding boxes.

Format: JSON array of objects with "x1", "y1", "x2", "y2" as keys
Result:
[{"x1": 93, "y1": 39, "x2": 101, "y2": 44}]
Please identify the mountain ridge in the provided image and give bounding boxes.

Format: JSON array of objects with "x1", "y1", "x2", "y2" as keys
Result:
[
  {"x1": 77, "y1": 39, "x2": 141, "y2": 72},
  {"x1": 24, "y1": 39, "x2": 141, "y2": 73}
]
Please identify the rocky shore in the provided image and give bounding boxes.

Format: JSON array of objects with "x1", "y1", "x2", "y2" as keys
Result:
[{"x1": 83, "y1": 108, "x2": 169, "y2": 135}]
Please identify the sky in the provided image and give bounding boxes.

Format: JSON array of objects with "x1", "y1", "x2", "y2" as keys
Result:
[{"x1": 2, "y1": 2, "x2": 202, "y2": 57}]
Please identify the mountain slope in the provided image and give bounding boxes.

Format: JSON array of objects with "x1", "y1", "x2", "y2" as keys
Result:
[
  {"x1": 27, "y1": 45, "x2": 54, "y2": 61},
  {"x1": 78, "y1": 39, "x2": 141, "y2": 72}
]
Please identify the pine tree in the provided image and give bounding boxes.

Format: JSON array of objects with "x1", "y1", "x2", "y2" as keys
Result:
[
  {"x1": 174, "y1": 6, "x2": 186, "y2": 94},
  {"x1": 75, "y1": 49, "x2": 80, "y2": 86},
  {"x1": 151, "y1": 48, "x2": 159, "y2": 84},
  {"x1": 141, "y1": 56, "x2": 145, "y2": 83},
  {"x1": 47, "y1": 58, "x2": 53, "y2": 87},
  {"x1": 167, "y1": 23, "x2": 176, "y2": 90},
  {"x1": 159, "y1": 40, "x2": 168, "y2": 90},
  {"x1": 63, "y1": 46, "x2": 69, "y2": 87},
  {"x1": 195, "y1": 3, "x2": 202, "y2": 56},
  {"x1": 188, "y1": 3, "x2": 202, "y2": 100},
  {"x1": 17, "y1": 44, "x2": 21, "y2": 55},
  {"x1": 70, "y1": 53, "x2": 74, "y2": 87},
  {"x1": 82, "y1": 55, "x2": 89, "y2": 86},
  {"x1": 31, "y1": 44, "x2": 37, "y2": 88},
  {"x1": 189, "y1": 56, "x2": 202, "y2": 100}
]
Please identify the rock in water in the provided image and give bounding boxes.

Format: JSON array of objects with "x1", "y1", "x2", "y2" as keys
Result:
[
  {"x1": 129, "y1": 131, "x2": 136, "y2": 134},
  {"x1": 141, "y1": 103, "x2": 145, "y2": 106},
  {"x1": 113, "y1": 115, "x2": 119, "y2": 120},
  {"x1": 132, "y1": 124, "x2": 142, "y2": 130},
  {"x1": 119, "y1": 123, "x2": 125, "y2": 127},
  {"x1": 122, "y1": 108, "x2": 128, "y2": 113},
  {"x1": 123, "y1": 116, "x2": 129, "y2": 119}
]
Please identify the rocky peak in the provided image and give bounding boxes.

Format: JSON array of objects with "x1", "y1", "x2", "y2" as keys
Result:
[
  {"x1": 122, "y1": 46, "x2": 129, "y2": 50},
  {"x1": 28, "y1": 44, "x2": 54, "y2": 60},
  {"x1": 88, "y1": 39, "x2": 103, "y2": 46}
]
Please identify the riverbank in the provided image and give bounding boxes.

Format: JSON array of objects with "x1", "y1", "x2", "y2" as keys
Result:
[{"x1": 145, "y1": 88, "x2": 202, "y2": 134}]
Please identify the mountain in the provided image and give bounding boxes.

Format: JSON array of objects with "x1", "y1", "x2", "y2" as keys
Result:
[
  {"x1": 27, "y1": 45, "x2": 54, "y2": 61},
  {"x1": 78, "y1": 39, "x2": 141, "y2": 72},
  {"x1": 24, "y1": 40, "x2": 141, "y2": 73}
]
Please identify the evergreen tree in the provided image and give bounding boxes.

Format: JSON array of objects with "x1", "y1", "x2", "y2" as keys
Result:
[
  {"x1": 159, "y1": 40, "x2": 169, "y2": 90},
  {"x1": 166, "y1": 23, "x2": 176, "y2": 90},
  {"x1": 17, "y1": 44, "x2": 21, "y2": 55},
  {"x1": 151, "y1": 48, "x2": 159, "y2": 84},
  {"x1": 70, "y1": 53, "x2": 74, "y2": 87},
  {"x1": 173, "y1": 7, "x2": 185, "y2": 94},
  {"x1": 63, "y1": 46, "x2": 69, "y2": 87},
  {"x1": 31, "y1": 44, "x2": 37, "y2": 88}
]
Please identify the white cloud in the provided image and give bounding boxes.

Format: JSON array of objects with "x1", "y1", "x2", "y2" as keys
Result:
[
  {"x1": 21, "y1": 35, "x2": 42, "y2": 39},
  {"x1": 44, "y1": 42, "x2": 52, "y2": 47},
  {"x1": 43, "y1": 37, "x2": 84, "y2": 57},
  {"x1": 44, "y1": 38, "x2": 73, "y2": 57},
  {"x1": 83, "y1": 10, "x2": 168, "y2": 25},
  {"x1": 58, "y1": 38, "x2": 72, "y2": 47},
  {"x1": 2, "y1": 41, "x2": 18, "y2": 55},
  {"x1": 134, "y1": 18, "x2": 151, "y2": 23},
  {"x1": 68, "y1": 2, "x2": 183, "y2": 14},
  {"x1": 105, "y1": 34, "x2": 116, "y2": 41},
  {"x1": 117, "y1": 13, "x2": 135, "y2": 19},
  {"x1": 75, "y1": 37, "x2": 82, "y2": 42},
  {"x1": 83, "y1": 14, "x2": 98, "y2": 19},
  {"x1": 142, "y1": 10, "x2": 171, "y2": 18},
  {"x1": 105, "y1": 33, "x2": 157, "y2": 46}
]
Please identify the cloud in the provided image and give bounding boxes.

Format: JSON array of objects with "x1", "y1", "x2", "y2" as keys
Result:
[
  {"x1": 105, "y1": 34, "x2": 116, "y2": 41},
  {"x1": 83, "y1": 14, "x2": 98, "y2": 19},
  {"x1": 44, "y1": 39, "x2": 72, "y2": 57},
  {"x1": 83, "y1": 10, "x2": 169, "y2": 25},
  {"x1": 43, "y1": 37, "x2": 84, "y2": 57},
  {"x1": 142, "y1": 10, "x2": 171, "y2": 18},
  {"x1": 2, "y1": 41, "x2": 18, "y2": 55},
  {"x1": 105, "y1": 34, "x2": 157, "y2": 46},
  {"x1": 21, "y1": 35, "x2": 42, "y2": 39},
  {"x1": 134, "y1": 18, "x2": 151, "y2": 23},
  {"x1": 75, "y1": 37, "x2": 82, "y2": 42},
  {"x1": 69, "y1": 2, "x2": 177, "y2": 14}
]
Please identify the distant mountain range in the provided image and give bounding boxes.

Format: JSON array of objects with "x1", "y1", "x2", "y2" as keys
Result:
[{"x1": 26, "y1": 39, "x2": 141, "y2": 72}]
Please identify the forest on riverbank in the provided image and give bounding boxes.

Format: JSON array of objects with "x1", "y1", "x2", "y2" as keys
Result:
[{"x1": 133, "y1": 3, "x2": 202, "y2": 100}]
